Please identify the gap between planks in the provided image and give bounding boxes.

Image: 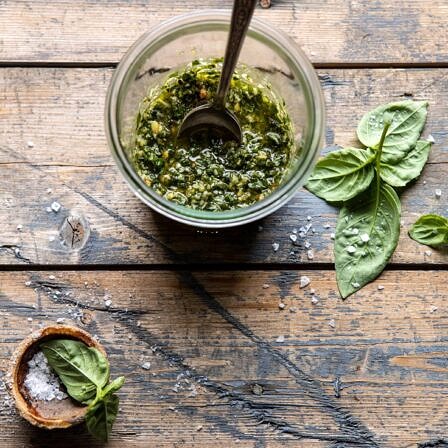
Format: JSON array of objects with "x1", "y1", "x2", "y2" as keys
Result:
[
  {"x1": 0, "y1": 263, "x2": 447, "y2": 272},
  {"x1": 3, "y1": 61, "x2": 448, "y2": 69}
]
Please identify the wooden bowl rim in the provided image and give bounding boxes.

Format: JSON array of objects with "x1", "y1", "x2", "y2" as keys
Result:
[{"x1": 6, "y1": 325, "x2": 106, "y2": 429}]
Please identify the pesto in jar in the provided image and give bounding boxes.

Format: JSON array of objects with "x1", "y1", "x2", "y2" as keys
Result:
[{"x1": 133, "y1": 58, "x2": 295, "y2": 211}]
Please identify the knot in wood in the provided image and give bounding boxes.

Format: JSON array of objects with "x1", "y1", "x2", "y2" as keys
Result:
[{"x1": 59, "y1": 211, "x2": 90, "y2": 250}]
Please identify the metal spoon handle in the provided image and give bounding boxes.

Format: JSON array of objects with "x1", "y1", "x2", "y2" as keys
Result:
[{"x1": 215, "y1": 0, "x2": 258, "y2": 108}]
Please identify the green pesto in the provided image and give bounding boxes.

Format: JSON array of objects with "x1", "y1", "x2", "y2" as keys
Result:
[{"x1": 133, "y1": 58, "x2": 295, "y2": 211}]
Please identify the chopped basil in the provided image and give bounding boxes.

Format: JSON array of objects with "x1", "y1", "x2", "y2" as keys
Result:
[{"x1": 133, "y1": 58, "x2": 295, "y2": 211}]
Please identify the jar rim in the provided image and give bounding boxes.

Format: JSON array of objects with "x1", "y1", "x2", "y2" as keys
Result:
[{"x1": 105, "y1": 10, "x2": 325, "y2": 228}]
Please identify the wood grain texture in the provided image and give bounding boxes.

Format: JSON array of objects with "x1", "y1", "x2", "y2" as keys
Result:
[
  {"x1": 1, "y1": 1, "x2": 448, "y2": 64},
  {"x1": 0, "y1": 67, "x2": 447, "y2": 266},
  {"x1": 1, "y1": 270, "x2": 447, "y2": 447}
]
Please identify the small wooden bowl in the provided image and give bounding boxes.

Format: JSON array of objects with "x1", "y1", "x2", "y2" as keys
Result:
[{"x1": 7, "y1": 325, "x2": 106, "y2": 429}]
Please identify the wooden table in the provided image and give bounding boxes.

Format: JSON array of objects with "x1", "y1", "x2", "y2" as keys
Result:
[{"x1": 1, "y1": 1, "x2": 447, "y2": 446}]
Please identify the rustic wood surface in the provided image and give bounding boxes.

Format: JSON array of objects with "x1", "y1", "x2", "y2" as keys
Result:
[
  {"x1": 1, "y1": 1, "x2": 448, "y2": 65},
  {"x1": 1, "y1": 270, "x2": 448, "y2": 448},
  {"x1": 1, "y1": 67, "x2": 447, "y2": 266},
  {"x1": 1, "y1": 1, "x2": 448, "y2": 447}
]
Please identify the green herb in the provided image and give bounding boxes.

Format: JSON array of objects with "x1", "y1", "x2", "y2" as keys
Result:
[
  {"x1": 41, "y1": 339, "x2": 125, "y2": 442},
  {"x1": 306, "y1": 147, "x2": 375, "y2": 202},
  {"x1": 133, "y1": 58, "x2": 295, "y2": 211},
  {"x1": 409, "y1": 214, "x2": 448, "y2": 247},
  {"x1": 306, "y1": 100, "x2": 430, "y2": 298},
  {"x1": 380, "y1": 140, "x2": 432, "y2": 187},
  {"x1": 357, "y1": 100, "x2": 428, "y2": 163},
  {"x1": 41, "y1": 339, "x2": 109, "y2": 403}
]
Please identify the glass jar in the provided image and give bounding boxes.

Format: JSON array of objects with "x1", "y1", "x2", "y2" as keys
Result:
[{"x1": 105, "y1": 11, "x2": 325, "y2": 228}]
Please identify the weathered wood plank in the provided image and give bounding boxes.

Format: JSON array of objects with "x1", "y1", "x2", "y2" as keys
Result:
[
  {"x1": 1, "y1": 67, "x2": 447, "y2": 266},
  {"x1": 0, "y1": 270, "x2": 447, "y2": 446},
  {"x1": 1, "y1": 1, "x2": 448, "y2": 64}
]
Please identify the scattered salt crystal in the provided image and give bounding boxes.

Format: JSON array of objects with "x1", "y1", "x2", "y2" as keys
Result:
[
  {"x1": 17, "y1": 224, "x2": 23, "y2": 231},
  {"x1": 56, "y1": 318, "x2": 65, "y2": 324},
  {"x1": 25, "y1": 281, "x2": 31, "y2": 287},
  {"x1": 307, "y1": 216, "x2": 312, "y2": 221},
  {"x1": 46, "y1": 207, "x2": 52, "y2": 213},
  {"x1": 196, "y1": 425, "x2": 203, "y2": 432},
  {"x1": 262, "y1": 284, "x2": 270, "y2": 289},
  {"x1": 427, "y1": 134, "x2": 435, "y2": 144},
  {"x1": 50, "y1": 201, "x2": 61, "y2": 213},
  {"x1": 346, "y1": 245, "x2": 356, "y2": 254},
  {"x1": 27, "y1": 317, "x2": 33, "y2": 322},
  {"x1": 352, "y1": 228, "x2": 359, "y2": 235},
  {"x1": 290, "y1": 234, "x2": 297, "y2": 243},
  {"x1": 377, "y1": 285, "x2": 384, "y2": 290},
  {"x1": 330, "y1": 233, "x2": 335, "y2": 240},
  {"x1": 424, "y1": 250, "x2": 432, "y2": 257},
  {"x1": 46, "y1": 188, "x2": 52, "y2": 194},
  {"x1": 48, "y1": 235, "x2": 55, "y2": 242},
  {"x1": 307, "y1": 250, "x2": 314, "y2": 260},
  {"x1": 311, "y1": 296, "x2": 319, "y2": 305},
  {"x1": 429, "y1": 305, "x2": 438, "y2": 313},
  {"x1": 141, "y1": 362, "x2": 151, "y2": 370},
  {"x1": 310, "y1": 288, "x2": 316, "y2": 295},
  {"x1": 276, "y1": 335, "x2": 285, "y2": 343},
  {"x1": 24, "y1": 351, "x2": 67, "y2": 401},
  {"x1": 352, "y1": 282, "x2": 360, "y2": 288},
  {"x1": 104, "y1": 299, "x2": 112, "y2": 307},
  {"x1": 304, "y1": 241, "x2": 311, "y2": 249},
  {"x1": 300, "y1": 276, "x2": 310, "y2": 288},
  {"x1": 292, "y1": 228, "x2": 298, "y2": 234},
  {"x1": 27, "y1": 141, "x2": 34, "y2": 148},
  {"x1": 435, "y1": 189, "x2": 442, "y2": 198},
  {"x1": 324, "y1": 224, "x2": 331, "y2": 229},
  {"x1": 278, "y1": 302, "x2": 286, "y2": 310},
  {"x1": 289, "y1": 307, "x2": 297, "y2": 313},
  {"x1": 328, "y1": 319, "x2": 336, "y2": 328},
  {"x1": 272, "y1": 242, "x2": 279, "y2": 252},
  {"x1": 49, "y1": 275, "x2": 55, "y2": 280},
  {"x1": 360, "y1": 233, "x2": 370, "y2": 242}
]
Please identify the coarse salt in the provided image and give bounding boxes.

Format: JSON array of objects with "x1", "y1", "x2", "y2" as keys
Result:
[
  {"x1": 307, "y1": 250, "x2": 314, "y2": 260},
  {"x1": 50, "y1": 201, "x2": 61, "y2": 213},
  {"x1": 330, "y1": 233, "x2": 335, "y2": 240},
  {"x1": 272, "y1": 242, "x2": 279, "y2": 252},
  {"x1": 299, "y1": 276, "x2": 310, "y2": 288},
  {"x1": 290, "y1": 234, "x2": 297, "y2": 243},
  {"x1": 278, "y1": 302, "x2": 286, "y2": 310},
  {"x1": 27, "y1": 141, "x2": 34, "y2": 148},
  {"x1": 346, "y1": 245, "x2": 356, "y2": 254},
  {"x1": 24, "y1": 351, "x2": 67, "y2": 401},
  {"x1": 328, "y1": 319, "x2": 336, "y2": 328},
  {"x1": 360, "y1": 233, "x2": 370, "y2": 242},
  {"x1": 311, "y1": 296, "x2": 319, "y2": 305},
  {"x1": 427, "y1": 134, "x2": 435, "y2": 144},
  {"x1": 141, "y1": 362, "x2": 151, "y2": 370},
  {"x1": 276, "y1": 335, "x2": 285, "y2": 343},
  {"x1": 424, "y1": 250, "x2": 432, "y2": 257},
  {"x1": 377, "y1": 285, "x2": 385, "y2": 290},
  {"x1": 435, "y1": 189, "x2": 442, "y2": 198}
]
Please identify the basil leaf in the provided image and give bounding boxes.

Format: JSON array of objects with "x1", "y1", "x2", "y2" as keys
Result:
[
  {"x1": 380, "y1": 140, "x2": 432, "y2": 187},
  {"x1": 305, "y1": 147, "x2": 375, "y2": 202},
  {"x1": 335, "y1": 182, "x2": 401, "y2": 298},
  {"x1": 409, "y1": 214, "x2": 448, "y2": 247},
  {"x1": 357, "y1": 100, "x2": 428, "y2": 163},
  {"x1": 41, "y1": 339, "x2": 110, "y2": 403},
  {"x1": 101, "y1": 376, "x2": 125, "y2": 398},
  {"x1": 86, "y1": 394, "x2": 119, "y2": 442}
]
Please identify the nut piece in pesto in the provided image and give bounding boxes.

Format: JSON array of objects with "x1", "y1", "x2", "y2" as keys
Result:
[{"x1": 133, "y1": 58, "x2": 296, "y2": 212}]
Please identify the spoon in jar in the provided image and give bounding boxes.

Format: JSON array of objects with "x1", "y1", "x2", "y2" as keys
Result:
[{"x1": 177, "y1": 0, "x2": 258, "y2": 144}]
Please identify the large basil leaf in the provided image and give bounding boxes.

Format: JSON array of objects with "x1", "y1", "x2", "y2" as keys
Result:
[
  {"x1": 335, "y1": 183, "x2": 401, "y2": 298},
  {"x1": 86, "y1": 394, "x2": 119, "y2": 442},
  {"x1": 41, "y1": 339, "x2": 110, "y2": 403},
  {"x1": 306, "y1": 147, "x2": 375, "y2": 202},
  {"x1": 357, "y1": 100, "x2": 428, "y2": 163},
  {"x1": 409, "y1": 214, "x2": 448, "y2": 247},
  {"x1": 380, "y1": 140, "x2": 431, "y2": 187}
]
